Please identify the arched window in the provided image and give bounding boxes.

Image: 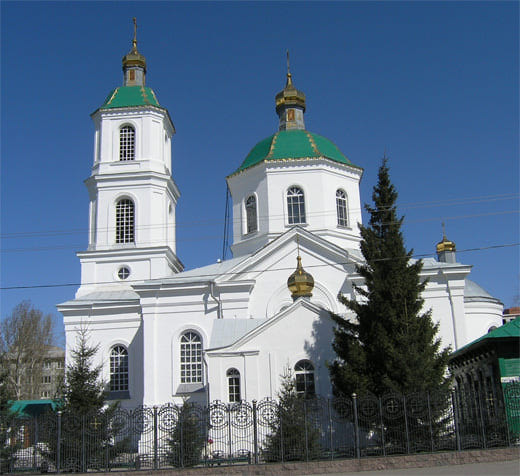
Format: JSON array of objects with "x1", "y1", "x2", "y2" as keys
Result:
[
  {"x1": 336, "y1": 189, "x2": 348, "y2": 227},
  {"x1": 294, "y1": 360, "x2": 315, "y2": 396},
  {"x1": 116, "y1": 199, "x2": 135, "y2": 243},
  {"x1": 287, "y1": 186, "x2": 306, "y2": 224},
  {"x1": 227, "y1": 368, "x2": 241, "y2": 402},
  {"x1": 110, "y1": 345, "x2": 129, "y2": 392},
  {"x1": 245, "y1": 195, "x2": 257, "y2": 234},
  {"x1": 180, "y1": 331, "x2": 202, "y2": 384},
  {"x1": 119, "y1": 125, "x2": 135, "y2": 161}
]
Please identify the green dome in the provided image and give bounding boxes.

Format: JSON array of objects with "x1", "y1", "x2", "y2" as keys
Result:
[
  {"x1": 99, "y1": 86, "x2": 161, "y2": 109},
  {"x1": 232, "y1": 129, "x2": 360, "y2": 174}
]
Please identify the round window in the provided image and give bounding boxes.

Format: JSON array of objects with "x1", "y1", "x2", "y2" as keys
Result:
[{"x1": 118, "y1": 266, "x2": 130, "y2": 280}]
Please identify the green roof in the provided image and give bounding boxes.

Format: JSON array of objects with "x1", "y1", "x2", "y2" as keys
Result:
[
  {"x1": 9, "y1": 399, "x2": 61, "y2": 417},
  {"x1": 450, "y1": 317, "x2": 520, "y2": 359},
  {"x1": 232, "y1": 129, "x2": 360, "y2": 175},
  {"x1": 100, "y1": 86, "x2": 161, "y2": 109}
]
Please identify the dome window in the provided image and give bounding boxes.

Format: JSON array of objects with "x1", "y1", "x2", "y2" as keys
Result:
[
  {"x1": 245, "y1": 195, "x2": 257, "y2": 234},
  {"x1": 336, "y1": 189, "x2": 348, "y2": 227},
  {"x1": 119, "y1": 125, "x2": 135, "y2": 161},
  {"x1": 287, "y1": 186, "x2": 306, "y2": 225}
]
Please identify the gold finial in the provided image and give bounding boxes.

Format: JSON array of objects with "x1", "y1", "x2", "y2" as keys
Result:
[
  {"x1": 132, "y1": 18, "x2": 138, "y2": 49},
  {"x1": 122, "y1": 17, "x2": 147, "y2": 75},
  {"x1": 287, "y1": 237, "x2": 314, "y2": 300},
  {"x1": 436, "y1": 222, "x2": 456, "y2": 253},
  {"x1": 286, "y1": 50, "x2": 293, "y2": 87}
]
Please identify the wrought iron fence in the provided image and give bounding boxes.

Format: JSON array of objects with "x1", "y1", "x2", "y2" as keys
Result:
[{"x1": 1, "y1": 383, "x2": 518, "y2": 473}]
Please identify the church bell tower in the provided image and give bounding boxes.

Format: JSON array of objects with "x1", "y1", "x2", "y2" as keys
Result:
[{"x1": 76, "y1": 20, "x2": 183, "y2": 297}]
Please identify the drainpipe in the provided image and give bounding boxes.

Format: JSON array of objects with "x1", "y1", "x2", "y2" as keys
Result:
[
  {"x1": 209, "y1": 281, "x2": 223, "y2": 319},
  {"x1": 445, "y1": 277, "x2": 459, "y2": 350},
  {"x1": 203, "y1": 352, "x2": 210, "y2": 406}
]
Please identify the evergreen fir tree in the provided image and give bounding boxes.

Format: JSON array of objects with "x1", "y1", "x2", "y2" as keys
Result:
[
  {"x1": 329, "y1": 157, "x2": 451, "y2": 397},
  {"x1": 40, "y1": 328, "x2": 128, "y2": 471},
  {"x1": 263, "y1": 368, "x2": 321, "y2": 462},
  {"x1": 166, "y1": 401, "x2": 205, "y2": 467}
]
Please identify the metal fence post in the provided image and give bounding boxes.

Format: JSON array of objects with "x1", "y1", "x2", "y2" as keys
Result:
[
  {"x1": 476, "y1": 390, "x2": 487, "y2": 449},
  {"x1": 153, "y1": 406, "x2": 158, "y2": 469},
  {"x1": 81, "y1": 415, "x2": 86, "y2": 473},
  {"x1": 500, "y1": 384, "x2": 512, "y2": 447},
  {"x1": 33, "y1": 417, "x2": 39, "y2": 470},
  {"x1": 56, "y1": 411, "x2": 61, "y2": 473},
  {"x1": 327, "y1": 399, "x2": 334, "y2": 460},
  {"x1": 280, "y1": 403, "x2": 284, "y2": 463},
  {"x1": 451, "y1": 391, "x2": 461, "y2": 451},
  {"x1": 352, "y1": 394, "x2": 360, "y2": 459},
  {"x1": 378, "y1": 397, "x2": 386, "y2": 457},
  {"x1": 252, "y1": 400, "x2": 259, "y2": 464},
  {"x1": 303, "y1": 399, "x2": 309, "y2": 462},
  {"x1": 227, "y1": 404, "x2": 232, "y2": 459},
  {"x1": 403, "y1": 395, "x2": 410, "y2": 454},
  {"x1": 427, "y1": 392, "x2": 434, "y2": 452},
  {"x1": 180, "y1": 406, "x2": 184, "y2": 468}
]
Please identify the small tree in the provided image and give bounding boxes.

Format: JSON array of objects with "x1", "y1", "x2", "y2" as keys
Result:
[
  {"x1": 263, "y1": 368, "x2": 321, "y2": 462},
  {"x1": 329, "y1": 157, "x2": 451, "y2": 398},
  {"x1": 0, "y1": 301, "x2": 55, "y2": 400},
  {"x1": 0, "y1": 354, "x2": 19, "y2": 473},
  {"x1": 166, "y1": 401, "x2": 206, "y2": 467},
  {"x1": 40, "y1": 328, "x2": 128, "y2": 471}
]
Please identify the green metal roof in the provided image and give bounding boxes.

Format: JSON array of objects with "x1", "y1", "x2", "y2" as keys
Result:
[
  {"x1": 100, "y1": 86, "x2": 161, "y2": 109},
  {"x1": 450, "y1": 317, "x2": 520, "y2": 359},
  {"x1": 232, "y1": 129, "x2": 360, "y2": 175},
  {"x1": 9, "y1": 399, "x2": 61, "y2": 417}
]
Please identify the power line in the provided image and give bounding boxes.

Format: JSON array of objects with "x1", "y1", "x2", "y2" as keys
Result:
[
  {"x1": 1, "y1": 209, "x2": 517, "y2": 253},
  {"x1": 1, "y1": 242, "x2": 518, "y2": 291},
  {"x1": 1, "y1": 193, "x2": 517, "y2": 239}
]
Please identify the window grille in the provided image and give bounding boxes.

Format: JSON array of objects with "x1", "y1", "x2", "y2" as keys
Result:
[
  {"x1": 110, "y1": 345, "x2": 129, "y2": 392},
  {"x1": 336, "y1": 189, "x2": 348, "y2": 227},
  {"x1": 287, "y1": 186, "x2": 306, "y2": 224},
  {"x1": 180, "y1": 332, "x2": 202, "y2": 384},
  {"x1": 116, "y1": 199, "x2": 135, "y2": 243},
  {"x1": 227, "y1": 368, "x2": 241, "y2": 402},
  {"x1": 245, "y1": 195, "x2": 257, "y2": 234},
  {"x1": 294, "y1": 360, "x2": 315, "y2": 396},
  {"x1": 119, "y1": 125, "x2": 135, "y2": 161}
]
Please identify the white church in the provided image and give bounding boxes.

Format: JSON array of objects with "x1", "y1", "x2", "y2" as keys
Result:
[{"x1": 58, "y1": 31, "x2": 503, "y2": 408}]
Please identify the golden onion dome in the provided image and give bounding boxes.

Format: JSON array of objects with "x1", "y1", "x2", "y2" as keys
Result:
[
  {"x1": 275, "y1": 52, "x2": 306, "y2": 115},
  {"x1": 287, "y1": 255, "x2": 314, "y2": 299},
  {"x1": 436, "y1": 234, "x2": 456, "y2": 253},
  {"x1": 122, "y1": 18, "x2": 147, "y2": 73}
]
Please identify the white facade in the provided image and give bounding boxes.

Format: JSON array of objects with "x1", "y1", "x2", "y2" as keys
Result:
[{"x1": 58, "y1": 44, "x2": 503, "y2": 409}]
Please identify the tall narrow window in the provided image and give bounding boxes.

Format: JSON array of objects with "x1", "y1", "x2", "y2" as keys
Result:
[
  {"x1": 180, "y1": 332, "x2": 202, "y2": 384},
  {"x1": 110, "y1": 345, "x2": 129, "y2": 392},
  {"x1": 119, "y1": 125, "x2": 135, "y2": 161},
  {"x1": 294, "y1": 360, "x2": 315, "y2": 396},
  {"x1": 116, "y1": 199, "x2": 135, "y2": 243},
  {"x1": 227, "y1": 368, "x2": 241, "y2": 402},
  {"x1": 245, "y1": 195, "x2": 257, "y2": 234},
  {"x1": 336, "y1": 189, "x2": 348, "y2": 227},
  {"x1": 287, "y1": 186, "x2": 306, "y2": 224}
]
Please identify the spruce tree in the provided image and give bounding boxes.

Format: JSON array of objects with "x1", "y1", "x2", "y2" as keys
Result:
[
  {"x1": 40, "y1": 328, "x2": 128, "y2": 471},
  {"x1": 166, "y1": 401, "x2": 206, "y2": 467},
  {"x1": 263, "y1": 368, "x2": 321, "y2": 462},
  {"x1": 329, "y1": 157, "x2": 451, "y2": 397}
]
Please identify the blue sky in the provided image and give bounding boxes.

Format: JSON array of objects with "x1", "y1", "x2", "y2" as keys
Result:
[{"x1": 1, "y1": 1, "x2": 518, "y2": 344}]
